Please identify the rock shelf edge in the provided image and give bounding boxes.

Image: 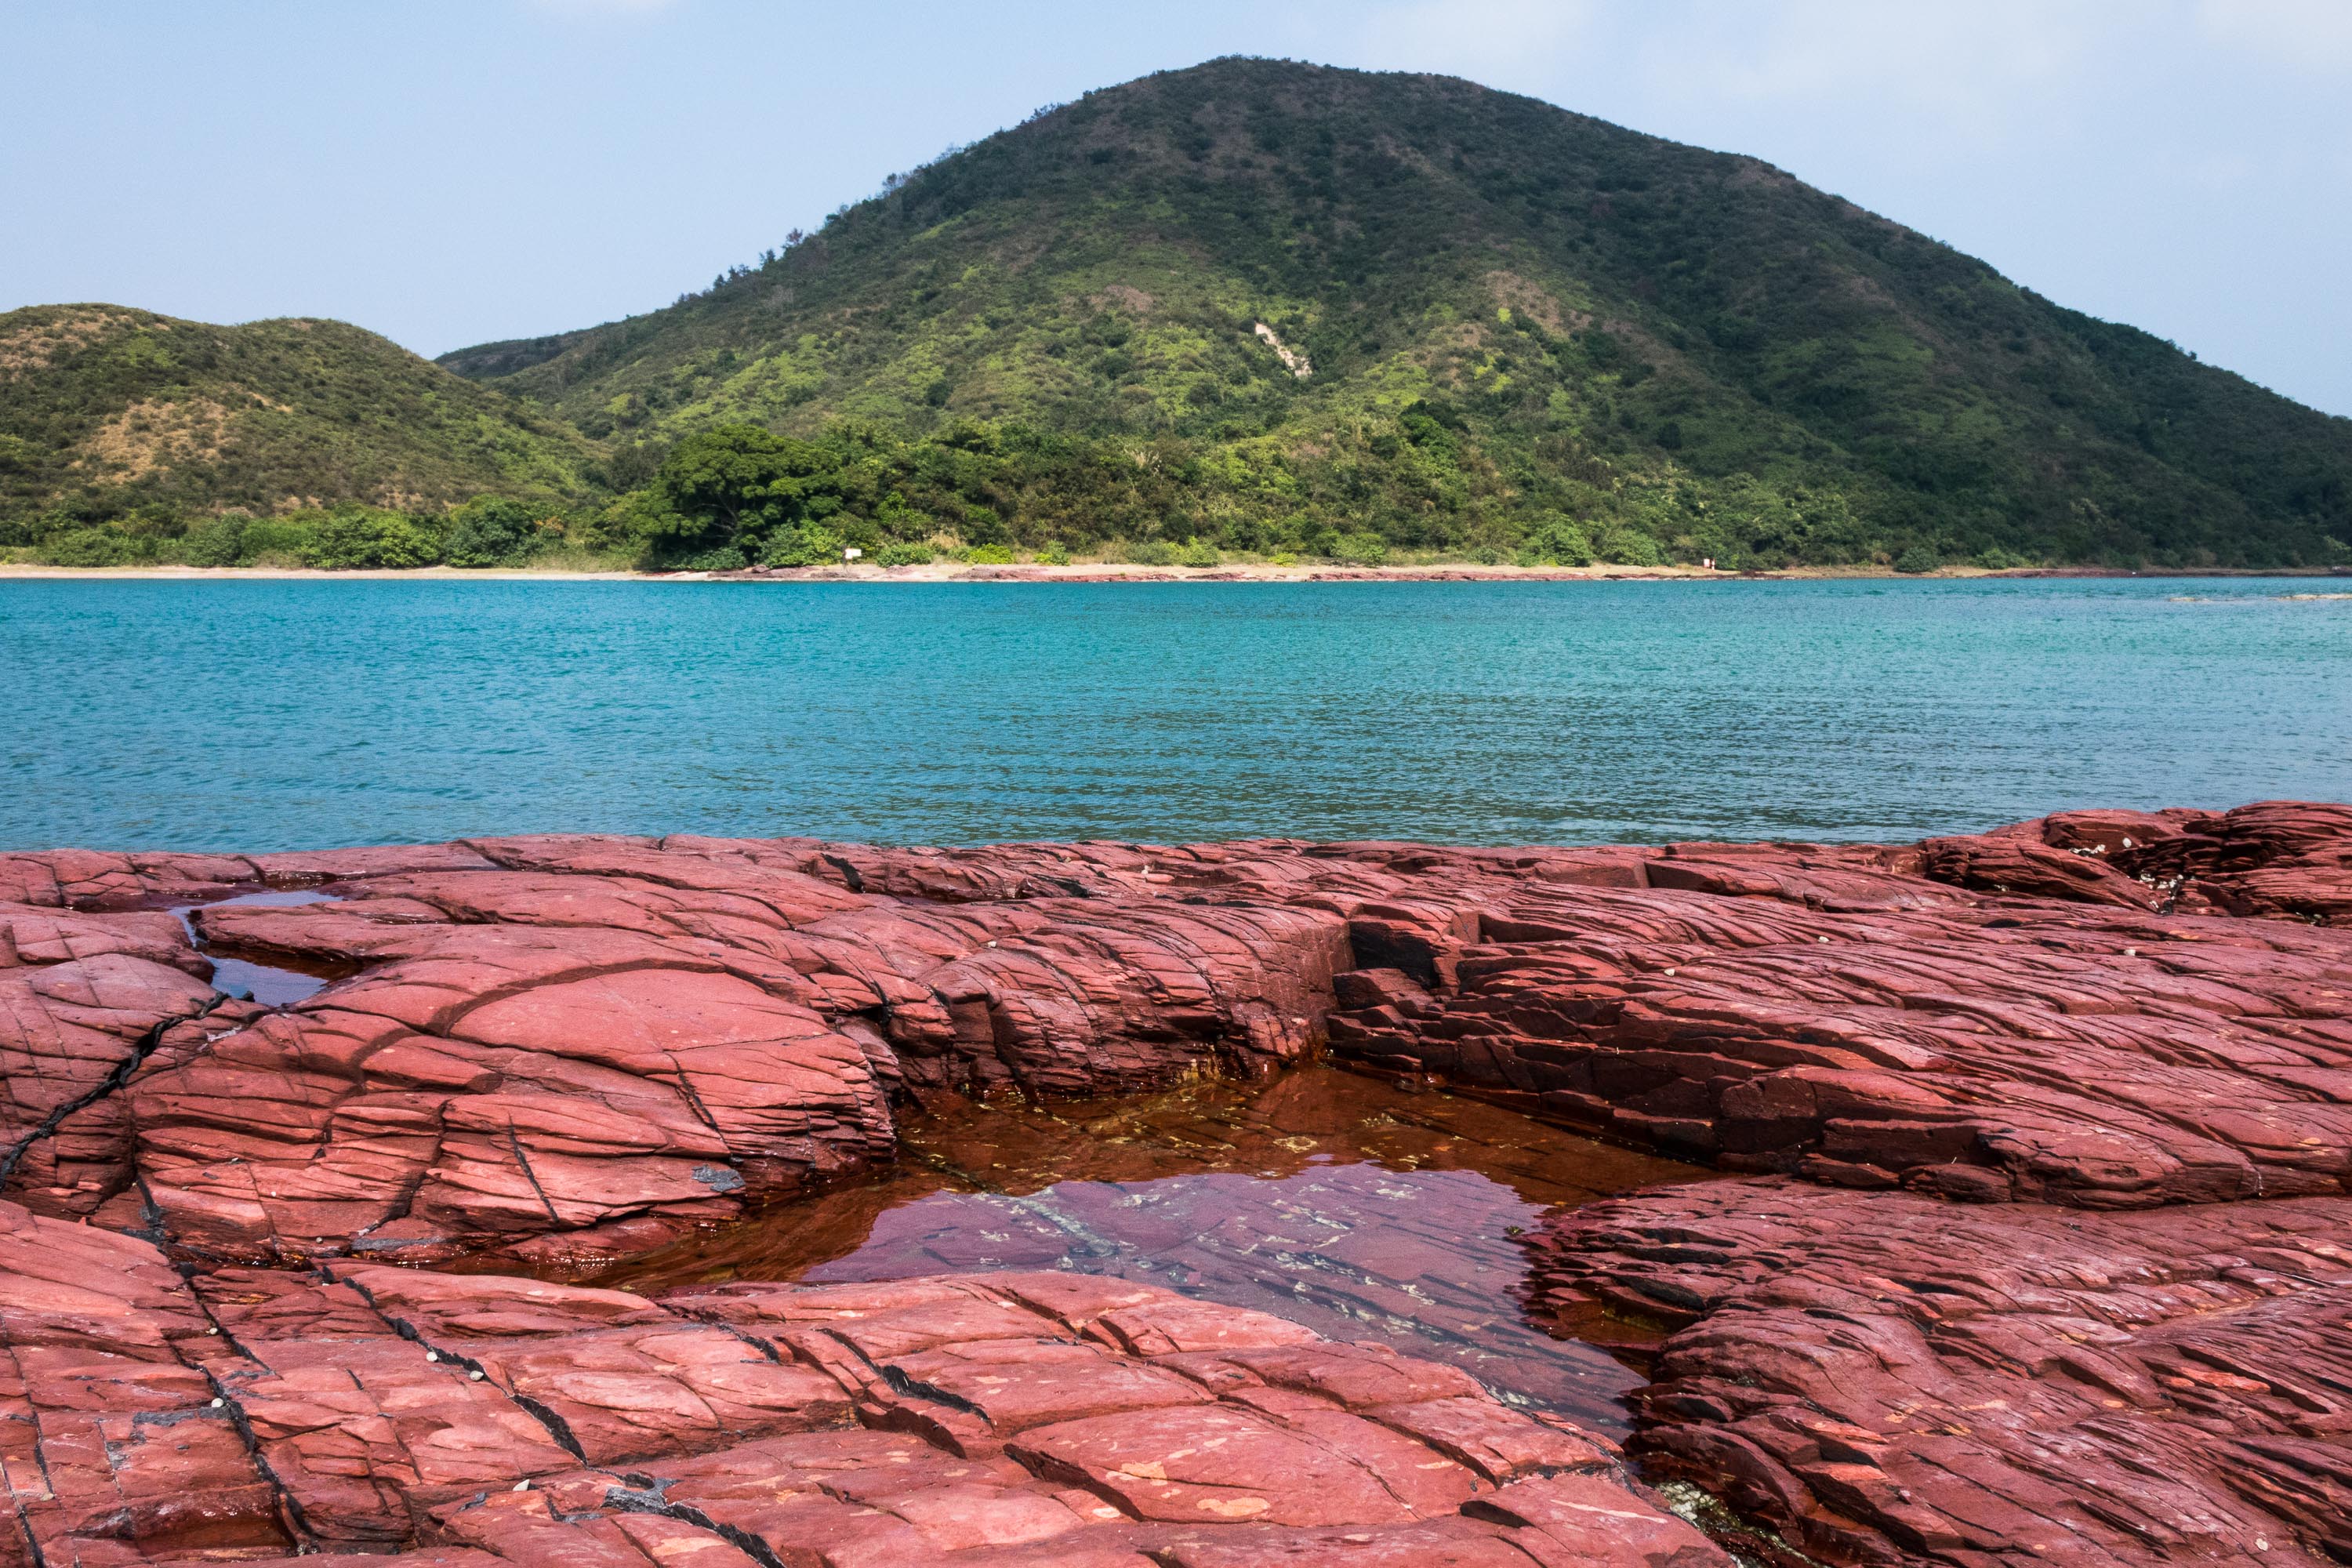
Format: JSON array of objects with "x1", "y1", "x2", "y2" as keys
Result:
[{"x1": 0, "y1": 800, "x2": 2347, "y2": 1566}]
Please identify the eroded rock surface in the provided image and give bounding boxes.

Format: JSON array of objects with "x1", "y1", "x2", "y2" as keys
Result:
[
  {"x1": 1327, "y1": 804, "x2": 2352, "y2": 1207},
  {"x1": 4, "y1": 805, "x2": 2350, "y2": 1566},
  {"x1": 0, "y1": 1197, "x2": 1717, "y2": 1568},
  {"x1": 4, "y1": 804, "x2": 2348, "y2": 1261},
  {"x1": 5, "y1": 837, "x2": 1361, "y2": 1261},
  {"x1": 1525, "y1": 1180, "x2": 2352, "y2": 1568},
  {"x1": 9, "y1": 808, "x2": 2343, "y2": 1260},
  {"x1": 0, "y1": 901, "x2": 248, "y2": 1219}
]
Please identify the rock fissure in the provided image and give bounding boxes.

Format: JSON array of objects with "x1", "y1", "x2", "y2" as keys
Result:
[
  {"x1": 503, "y1": 1120, "x2": 565, "y2": 1226},
  {"x1": 602, "y1": 1486, "x2": 797, "y2": 1568},
  {"x1": 191, "y1": 1356, "x2": 319, "y2": 1550},
  {"x1": 2, "y1": 806, "x2": 2348, "y2": 1565},
  {"x1": 0, "y1": 987, "x2": 226, "y2": 1189}
]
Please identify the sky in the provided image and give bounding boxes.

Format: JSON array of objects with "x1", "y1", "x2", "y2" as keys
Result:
[{"x1": 5, "y1": 0, "x2": 2350, "y2": 415}]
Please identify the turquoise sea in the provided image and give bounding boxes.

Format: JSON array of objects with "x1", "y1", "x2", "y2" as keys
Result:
[{"x1": 2, "y1": 577, "x2": 2346, "y2": 852}]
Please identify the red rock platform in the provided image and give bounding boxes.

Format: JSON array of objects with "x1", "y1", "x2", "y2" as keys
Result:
[
  {"x1": 2, "y1": 800, "x2": 2348, "y2": 1566},
  {"x1": 0, "y1": 1197, "x2": 1722, "y2": 1567},
  {"x1": 1526, "y1": 1181, "x2": 2352, "y2": 1568}
]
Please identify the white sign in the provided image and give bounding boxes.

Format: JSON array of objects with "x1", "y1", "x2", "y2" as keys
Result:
[{"x1": 843, "y1": 547, "x2": 863, "y2": 560}]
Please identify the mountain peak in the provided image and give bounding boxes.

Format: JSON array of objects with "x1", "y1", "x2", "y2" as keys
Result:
[
  {"x1": 431, "y1": 60, "x2": 2348, "y2": 568},
  {"x1": 6, "y1": 61, "x2": 2347, "y2": 571}
]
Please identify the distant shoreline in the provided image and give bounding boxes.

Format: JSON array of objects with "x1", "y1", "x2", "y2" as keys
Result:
[{"x1": 2, "y1": 561, "x2": 2347, "y2": 584}]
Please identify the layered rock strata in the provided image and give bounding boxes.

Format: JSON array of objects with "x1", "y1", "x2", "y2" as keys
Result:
[
  {"x1": 2, "y1": 802, "x2": 2343, "y2": 1263},
  {"x1": 1525, "y1": 1181, "x2": 2352, "y2": 1568},
  {"x1": 1324, "y1": 803, "x2": 2352, "y2": 1207},
  {"x1": 0, "y1": 1197, "x2": 1721, "y2": 1568},
  {"x1": 2, "y1": 837, "x2": 1358, "y2": 1262},
  {"x1": 2, "y1": 802, "x2": 2348, "y2": 1566}
]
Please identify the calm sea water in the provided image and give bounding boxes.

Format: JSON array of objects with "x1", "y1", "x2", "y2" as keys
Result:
[{"x1": 2, "y1": 577, "x2": 2345, "y2": 852}]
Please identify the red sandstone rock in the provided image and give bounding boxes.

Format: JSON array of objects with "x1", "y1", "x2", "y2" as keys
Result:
[
  {"x1": 7, "y1": 809, "x2": 2350, "y2": 1260},
  {"x1": 0, "y1": 849, "x2": 262, "y2": 910},
  {"x1": 4, "y1": 808, "x2": 2349, "y2": 1269},
  {"x1": 1936, "y1": 800, "x2": 2352, "y2": 926},
  {"x1": 1, "y1": 949, "x2": 222, "y2": 1218},
  {"x1": 9, "y1": 808, "x2": 2352, "y2": 1567},
  {"x1": 1326, "y1": 830, "x2": 2352, "y2": 1207},
  {"x1": 1526, "y1": 1179, "x2": 2352, "y2": 1568},
  {"x1": 91, "y1": 836, "x2": 1353, "y2": 1261},
  {"x1": 0, "y1": 1202, "x2": 296, "y2": 1563},
  {"x1": 1917, "y1": 832, "x2": 2164, "y2": 908},
  {"x1": 0, "y1": 902, "x2": 205, "y2": 975},
  {"x1": 0, "y1": 1201, "x2": 1705, "y2": 1567}
]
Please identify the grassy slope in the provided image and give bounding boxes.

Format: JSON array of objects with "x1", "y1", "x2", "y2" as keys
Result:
[
  {"x1": 446, "y1": 59, "x2": 2352, "y2": 568},
  {"x1": 0, "y1": 304, "x2": 599, "y2": 520}
]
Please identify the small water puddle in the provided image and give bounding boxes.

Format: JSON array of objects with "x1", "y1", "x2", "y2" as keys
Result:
[
  {"x1": 169, "y1": 889, "x2": 346, "y2": 1006},
  {"x1": 584, "y1": 1066, "x2": 1710, "y2": 1432}
]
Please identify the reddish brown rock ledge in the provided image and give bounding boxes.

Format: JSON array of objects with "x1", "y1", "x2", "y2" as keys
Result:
[
  {"x1": 0, "y1": 1197, "x2": 1721, "y2": 1568},
  {"x1": 3, "y1": 801, "x2": 2347, "y2": 1265},
  {"x1": 2, "y1": 803, "x2": 2349, "y2": 1566},
  {"x1": 1525, "y1": 1180, "x2": 2352, "y2": 1568}
]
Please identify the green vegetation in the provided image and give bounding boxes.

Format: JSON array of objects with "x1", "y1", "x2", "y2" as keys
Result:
[
  {"x1": 0, "y1": 499, "x2": 603, "y2": 571},
  {"x1": 0, "y1": 305, "x2": 601, "y2": 565},
  {"x1": 9, "y1": 60, "x2": 2350, "y2": 571},
  {"x1": 436, "y1": 57, "x2": 2352, "y2": 572}
]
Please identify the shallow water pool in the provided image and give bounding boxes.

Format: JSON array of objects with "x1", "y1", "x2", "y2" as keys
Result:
[{"x1": 579, "y1": 1066, "x2": 1707, "y2": 1433}]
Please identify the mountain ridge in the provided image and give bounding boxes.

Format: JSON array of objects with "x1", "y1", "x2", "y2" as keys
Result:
[
  {"x1": 432, "y1": 56, "x2": 2350, "y2": 570},
  {"x1": 6, "y1": 58, "x2": 2348, "y2": 572},
  {"x1": 0, "y1": 303, "x2": 597, "y2": 534}
]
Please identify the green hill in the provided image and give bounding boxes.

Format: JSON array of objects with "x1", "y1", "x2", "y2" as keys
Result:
[
  {"x1": 444, "y1": 57, "x2": 2352, "y2": 571},
  {"x1": 0, "y1": 305, "x2": 601, "y2": 561}
]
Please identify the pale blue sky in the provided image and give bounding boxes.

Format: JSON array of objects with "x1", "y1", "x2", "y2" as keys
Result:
[{"x1": 6, "y1": 1, "x2": 2350, "y2": 414}]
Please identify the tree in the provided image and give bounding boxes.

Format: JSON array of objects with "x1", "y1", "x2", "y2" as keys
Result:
[
  {"x1": 653, "y1": 424, "x2": 846, "y2": 562},
  {"x1": 180, "y1": 516, "x2": 246, "y2": 567},
  {"x1": 1519, "y1": 514, "x2": 1593, "y2": 566}
]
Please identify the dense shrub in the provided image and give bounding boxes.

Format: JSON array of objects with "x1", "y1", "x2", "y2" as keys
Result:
[
  {"x1": 1178, "y1": 537, "x2": 1221, "y2": 567},
  {"x1": 235, "y1": 518, "x2": 318, "y2": 564},
  {"x1": 875, "y1": 542, "x2": 934, "y2": 565},
  {"x1": 179, "y1": 517, "x2": 247, "y2": 567},
  {"x1": 1519, "y1": 515, "x2": 1594, "y2": 566},
  {"x1": 443, "y1": 498, "x2": 541, "y2": 568},
  {"x1": 302, "y1": 507, "x2": 438, "y2": 570},
  {"x1": 1123, "y1": 540, "x2": 1179, "y2": 565},
  {"x1": 760, "y1": 524, "x2": 846, "y2": 567},
  {"x1": 38, "y1": 528, "x2": 140, "y2": 568},
  {"x1": 1597, "y1": 528, "x2": 1665, "y2": 567},
  {"x1": 1332, "y1": 532, "x2": 1388, "y2": 566},
  {"x1": 1893, "y1": 545, "x2": 1941, "y2": 574}
]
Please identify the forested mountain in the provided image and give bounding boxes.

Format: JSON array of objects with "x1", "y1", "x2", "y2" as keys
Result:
[
  {"x1": 437, "y1": 57, "x2": 2352, "y2": 570},
  {"x1": 0, "y1": 305, "x2": 597, "y2": 564},
  {"x1": 9, "y1": 59, "x2": 2348, "y2": 572}
]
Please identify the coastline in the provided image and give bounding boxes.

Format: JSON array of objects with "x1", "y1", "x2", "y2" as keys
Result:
[{"x1": 2, "y1": 560, "x2": 2347, "y2": 584}]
